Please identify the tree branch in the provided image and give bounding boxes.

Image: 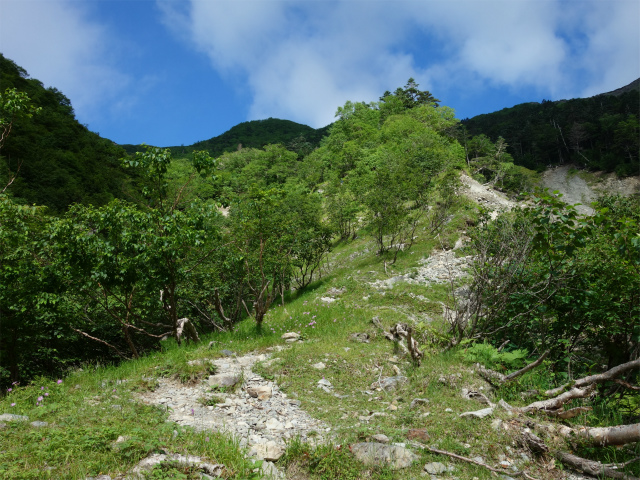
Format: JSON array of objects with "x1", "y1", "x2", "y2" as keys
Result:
[
  {"x1": 545, "y1": 358, "x2": 640, "y2": 397},
  {"x1": 70, "y1": 327, "x2": 129, "y2": 359}
]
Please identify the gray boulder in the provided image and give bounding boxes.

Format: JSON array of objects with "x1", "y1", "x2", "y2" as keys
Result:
[{"x1": 350, "y1": 442, "x2": 417, "y2": 470}]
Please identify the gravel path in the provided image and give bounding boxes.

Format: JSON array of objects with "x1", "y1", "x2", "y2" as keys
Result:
[{"x1": 136, "y1": 349, "x2": 331, "y2": 478}]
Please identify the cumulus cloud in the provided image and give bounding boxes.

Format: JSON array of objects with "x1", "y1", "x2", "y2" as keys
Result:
[
  {"x1": 575, "y1": 0, "x2": 640, "y2": 96},
  {"x1": 159, "y1": 0, "x2": 639, "y2": 127},
  {"x1": 0, "y1": 0, "x2": 135, "y2": 122}
]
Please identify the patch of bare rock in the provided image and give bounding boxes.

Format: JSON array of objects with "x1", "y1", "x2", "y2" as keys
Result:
[{"x1": 134, "y1": 347, "x2": 331, "y2": 478}]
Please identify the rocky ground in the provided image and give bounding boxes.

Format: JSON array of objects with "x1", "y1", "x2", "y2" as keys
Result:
[
  {"x1": 541, "y1": 165, "x2": 639, "y2": 215},
  {"x1": 135, "y1": 348, "x2": 331, "y2": 479}
]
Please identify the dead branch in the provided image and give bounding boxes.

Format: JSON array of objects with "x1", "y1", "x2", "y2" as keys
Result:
[
  {"x1": 531, "y1": 418, "x2": 640, "y2": 448},
  {"x1": 372, "y1": 317, "x2": 409, "y2": 352},
  {"x1": 410, "y1": 442, "x2": 540, "y2": 480},
  {"x1": 518, "y1": 422, "x2": 640, "y2": 478},
  {"x1": 176, "y1": 317, "x2": 200, "y2": 344},
  {"x1": 476, "y1": 350, "x2": 550, "y2": 386},
  {"x1": 549, "y1": 406, "x2": 592, "y2": 419},
  {"x1": 390, "y1": 323, "x2": 423, "y2": 365},
  {"x1": 613, "y1": 379, "x2": 640, "y2": 391},
  {"x1": 504, "y1": 350, "x2": 550, "y2": 382},
  {"x1": 545, "y1": 358, "x2": 640, "y2": 397},
  {"x1": 522, "y1": 384, "x2": 595, "y2": 413},
  {"x1": 70, "y1": 327, "x2": 129, "y2": 359},
  {"x1": 555, "y1": 451, "x2": 639, "y2": 480},
  {"x1": 185, "y1": 299, "x2": 224, "y2": 332},
  {"x1": 603, "y1": 458, "x2": 640, "y2": 469},
  {"x1": 213, "y1": 288, "x2": 233, "y2": 329}
]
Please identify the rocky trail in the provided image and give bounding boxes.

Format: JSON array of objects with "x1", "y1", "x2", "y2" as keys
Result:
[{"x1": 135, "y1": 348, "x2": 331, "y2": 479}]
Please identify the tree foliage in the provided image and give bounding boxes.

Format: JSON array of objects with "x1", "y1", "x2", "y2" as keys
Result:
[
  {"x1": 460, "y1": 191, "x2": 640, "y2": 375},
  {"x1": 0, "y1": 54, "x2": 132, "y2": 212},
  {"x1": 461, "y1": 87, "x2": 640, "y2": 176}
]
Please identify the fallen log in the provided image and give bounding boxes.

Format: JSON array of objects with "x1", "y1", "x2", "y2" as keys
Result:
[
  {"x1": 555, "y1": 451, "x2": 639, "y2": 480},
  {"x1": 521, "y1": 384, "x2": 595, "y2": 413},
  {"x1": 545, "y1": 358, "x2": 640, "y2": 397}
]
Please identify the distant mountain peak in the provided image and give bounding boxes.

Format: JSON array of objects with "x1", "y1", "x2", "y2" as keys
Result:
[{"x1": 597, "y1": 78, "x2": 640, "y2": 97}]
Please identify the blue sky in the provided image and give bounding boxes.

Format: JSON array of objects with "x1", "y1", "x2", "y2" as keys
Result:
[{"x1": 1, "y1": 0, "x2": 638, "y2": 147}]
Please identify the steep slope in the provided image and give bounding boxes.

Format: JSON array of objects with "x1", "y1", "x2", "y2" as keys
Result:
[
  {"x1": 0, "y1": 54, "x2": 132, "y2": 212},
  {"x1": 462, "y1": 79, "x2": 640, "y2": 176}
]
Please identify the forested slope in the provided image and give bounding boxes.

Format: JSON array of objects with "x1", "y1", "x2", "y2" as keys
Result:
[
  {"x1": 461, "y1": 78, "x2": 639, "y2": 176},
  {"x1": 121, "y1": 118, "x2": 331, "y2": 159},
  {"x1": 0, "y1": 54, "x2": 132, "y2": 212}
]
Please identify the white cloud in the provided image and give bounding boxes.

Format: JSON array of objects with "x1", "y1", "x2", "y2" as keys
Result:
[
  {"x1": 0, "y1": 0, "x2": 134, "y2": 123},
  {"x1": 161, "y1": 0, "x2": 639, "y2": 127},
  {"x1": 576, "y1": 0, "x2": 640, "y2": 96}
]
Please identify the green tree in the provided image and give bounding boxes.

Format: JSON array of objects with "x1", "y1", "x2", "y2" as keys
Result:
[{"x1": 0, "y1": 87, "x2": 41, "y2": 191}]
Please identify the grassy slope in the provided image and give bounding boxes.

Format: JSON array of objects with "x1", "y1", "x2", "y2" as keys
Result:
[{"x1": 3, "y1": 191, "x2": 632, "y2": 479}]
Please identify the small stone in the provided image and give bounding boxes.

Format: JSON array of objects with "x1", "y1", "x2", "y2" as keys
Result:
[
  {"x1": 349, "y1": 332, "x2": 370, "y2": 343},
  {"x1": 372, "y1": 434, "x2": 389, "y2": 443},
  {"x1": 424, "y1": 462, "x2": 448, "y2": 474},
  {"x1": 281, "y1": 332, "x2": 300, "y2": 340},
  {"x1": 350, "y1": 442, "x2": 417, "y2": 470},
  {"x1": 220, "y1": 349, "x2": 235, "y2": 357},
  {"x1": 0, "y1": 413, "x2": 28, "y2": 422},
  {"x1": 409, "y1": 398, "x2": 429, "y2": 409},
  {"x1": 406, "y1": 428, "x2": 430, "y2": 442},
  {"x1": 320, "y1": 297, "x2": 335, "y2": 303},
  {"x1": 499, "y1": 460, "x2": 512, "y2": 468},
  {"x1": 460, "y1": 406, "x2": 494, "y2": 419},
  {"x1": 30, "y1": 421, "x2": 48, "y2": 428},
  {"x1": 375, "y1": 376, "x2": 407, "y2": 391},
  {"x1": 388, "y1": 404, "x2": 398, "y2": 411},
  {"x1": 445, "y1": 408, "x2": 453, "y2": 412},
  {"x1": 491, "y1": 418, "x2": 504, "y2": 431},
  {"x1": 265, "y1": 418, "x2": 285, "y2": 431},
  {"x1": 208, "y1": 374, "x2": 241, "y2": 388},
  {"x1": 317, "y1": 378, "x2": 332, "y2": 388},
  {"x1": 261, "y1": 461, "x2": 283, "y2": 479},
  {"x1": 247, "y1": 385, "x2": 272, "y2": 400},
  {"x1": 252, "y1": 440, "x2": 285, "y2": 461},
  {"x1": 311, "y1": 362, "x2": 326, "y2": 370}
]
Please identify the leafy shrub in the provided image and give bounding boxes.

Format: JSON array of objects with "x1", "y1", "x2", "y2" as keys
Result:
[{"x1": 459, "y1": 342, "x2": 528, "y2": 371}]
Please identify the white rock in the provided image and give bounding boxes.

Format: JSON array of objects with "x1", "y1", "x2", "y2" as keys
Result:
[
  {"x1": 281, "y1": 332, "x2": 300, "y2": 340},
  {"x1": 252, "y1": 441, "x2": 285, "y2": 461},
  {"x1": 311, "y1": 362, "x2": 326, "y2": 370},
  {"x1": 265, "y1": 418, "x2": 285, "y2": 431},
  {"x1": 460, "y1": 406, "x2": 495, "y2": 419},
  {"x1": 247, "y1": 386, "x2": 272, "y2": 400}
]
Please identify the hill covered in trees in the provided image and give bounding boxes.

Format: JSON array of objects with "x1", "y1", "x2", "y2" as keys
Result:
[
  {"x1": 121, "y1": 118, "x2": 331, "y2": 160},
  {"x1": 0, "y1": 54, "x2": 132, "y2": 213},
  {"x1": 461, "y1": 78, "x2": 639, "y2": 176}
]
